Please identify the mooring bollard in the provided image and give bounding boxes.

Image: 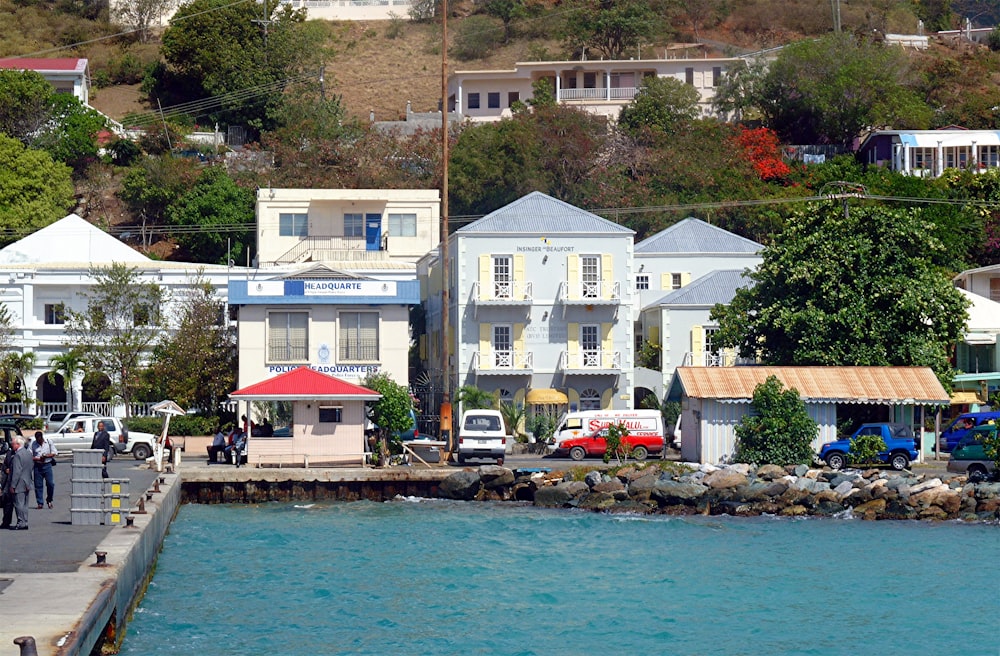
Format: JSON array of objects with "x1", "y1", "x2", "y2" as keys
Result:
[
  {"x1": 13, "y1": 636, "x2": 38, "y2": 656},
  {"x1": 135, "y1": 497, "x2": 147, "y2": 514},
  {"x1": 94, "y1": 551, "x2": 107, "y2": 565},
  {"x1": 125, "y1": 515, "x2": 135, "y2": 527},
  {"x1": 152, "y1": 480, "x2": 160, "y2": 493},
  {"x1": 158, "y1": 476, "x2": 165, "y2": 485},
  {"x1": 145, "y1": 491, "x2": 153, "y2": 501}
]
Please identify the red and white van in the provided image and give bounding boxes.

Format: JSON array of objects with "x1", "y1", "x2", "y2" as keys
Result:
[{"x1": 549, "y1": 410, "x2": 665, "y2": 459}]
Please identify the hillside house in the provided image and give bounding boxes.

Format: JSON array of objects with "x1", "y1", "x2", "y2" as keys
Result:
[
  {"x1": 0, "y1": 58, "x2": 89, "y2": 104},
  {"x1": 857, "y1": 129, "x2": 1000, "y2": 177}
]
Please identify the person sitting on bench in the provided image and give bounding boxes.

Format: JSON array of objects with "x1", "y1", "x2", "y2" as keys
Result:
[
  {"x1": 225, "y1": 429, "x2": 247, "y2": 466},
  {"x1": 207, "y1": 427, "x2": 226, "y2": 464}
]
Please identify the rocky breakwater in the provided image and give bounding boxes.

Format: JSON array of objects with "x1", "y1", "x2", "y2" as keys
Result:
[{"x1": 437, "y1": 463, "x2": 1000, "y2": 521}]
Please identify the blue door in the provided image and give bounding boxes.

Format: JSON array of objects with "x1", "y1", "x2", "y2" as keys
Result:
[{"x1": 365, "y1": 214, "x2": 382, "y2": 251}]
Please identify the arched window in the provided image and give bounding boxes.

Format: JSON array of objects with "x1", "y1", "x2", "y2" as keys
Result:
[
  {"x1": 498, "y1": 388, "x2": 513, "y2": 403},
  {"x1": 579, "y1": 388, "x2": 601, "y2": 410}
]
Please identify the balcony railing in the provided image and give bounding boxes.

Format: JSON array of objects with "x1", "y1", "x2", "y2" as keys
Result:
[
  {"x1": 559, "y1": 87, "x2": 638, "y2": 102},
  {"x1": 472, "y1": 280, "x2": 533, "y2": 304},
  {"x1": 473, "y1": 350, "x2": 533, "y2": 374},
  {"x1": 559, "y1": 350, "x2": 621, "y2": 372},
  {"x1": 681, "y1": 350, "x2": 756, "y2": 367},
  {"x1": 273, "y1": 235, "x2": 388, "y2": 264},
  {"x1": 558, "y1": 280, "x2": 621, "y2": 303}
]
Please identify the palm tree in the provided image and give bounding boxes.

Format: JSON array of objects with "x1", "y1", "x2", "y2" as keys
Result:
[
  {"x1": 3, "y1": 351, "x2": 36, "y2": 413},
  {"x1": 48, "y1": 350, "x2": 84, "y2": 412}
]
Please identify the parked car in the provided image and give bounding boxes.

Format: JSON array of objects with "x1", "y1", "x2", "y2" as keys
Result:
[
  {"x1": 938, "y1": 411, "x2": 1000, "y2": 452},
  {"x1": 554, "y1": 426, "x2": 665, "y2": 461},
  {"x1": 45, "y1": 411, "x2": 97, "y2": 433},
  {"x1": 457, "y1": 409, "x2": 506, "y2": 465},
  {"x1": 819, "y1": 423, "x2": 918, "y2": 471},
  {"x1": 0, "y1": 414, "x2": 39, "y2": 429},
  {"x1": 0, "y1": 419, "x2": 24, "y2": 456},
  {"x1": 947, "y1": 425, "x2": 997, "y2": 481},
  {"x1": 45, "y1": 416, "x2": 158, "y2": 460}
]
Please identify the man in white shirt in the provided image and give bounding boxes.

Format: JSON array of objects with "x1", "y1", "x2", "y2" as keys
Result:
[{"x1": 30, "y1": 431, "x2": 58, "y2": 509}]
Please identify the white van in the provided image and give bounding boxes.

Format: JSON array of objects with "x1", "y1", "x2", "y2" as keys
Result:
[
  {"x1": 549, "y1": 410, "x2": 665, "y2": 452},
  {"x1": 457, "y1": 409, "x2": 507, "y2": 465}
]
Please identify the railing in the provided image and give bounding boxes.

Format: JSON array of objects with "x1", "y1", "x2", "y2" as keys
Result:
[
  {"x1": 274, "y1": 235, "x2": 387, "y2": 264},
  {"x1": 281, "y1": 0, "x2": 408, "y2": 6},
  {"x1": 681, "y1": 350, "x2": 756, "y2": 367},
  {"x1": 560, "y1": 350, "x2": 621, "y2": 371},
  {"x1": 472, "y1": 280, "x2": 533, "y2": 302},
  {"x1": 559, "y1": 87, "x2": 638, "y2": 102},
  {"x1": 473, "y1": 350, "x2": 533, "y2": 372},
  {"x1": 558, "y1": 280, "x2": 621, "y2": 302}
]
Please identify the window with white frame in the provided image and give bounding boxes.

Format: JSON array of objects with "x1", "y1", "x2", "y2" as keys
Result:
[
  {"x1": 712, "y1": 66, "x2": 722, "y2": 86},
  {"x1": 279, "y1": 213, "x2": 308, "y2": 237},
  {"x1": 581, "y1": 255, "x2": 600, "y2": 298},
  {"x1": 579, "y1": 387, "x2": 601, "y2": 410},
  {"x1": 339, "y1": 311, "x2": 379, "y2": 361},
  {"x1": 581, "y1": 324, "x2": 600, "y2": 367},
  {"x1": 344, "y1": 213, "x2": 364, "y2": 237},
  {"x1": 468, "y1": 93, "x2": 480, "y2": 109},
  {"x1": 493, "y1": 255, "x2": 512, "y2": 299},
  {"x1": 44, "y1": 303, "x2": 66, "y2": 325},
  {"x1": 635, "y1": 274, "x2": 649, "y2": 291},
  {"x1": 704, "y1": 326, "x2": 721, "y2": 365},
  {"x1": 685, "y1": 67, "x2": 694, "y2": 85},
  {"x1": 493, "y1": 324, "x2": 512, "y2": 367},
  {"x1": 318, "y1": 406, "x2": 343, "y2": 423},
  {"x1": 388, "y1": 213, "x2": 417, "y2": 237},
  {"x1": 268, "y1": 311, "x2": 308, "y2": 362},
  {"x1": 671, "y1": 273, "x2": 682, "y2": 290}
]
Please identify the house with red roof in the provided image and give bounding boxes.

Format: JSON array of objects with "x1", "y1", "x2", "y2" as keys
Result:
[
  {"x1": 0, "y1": 57, "x2": 90, "y2": 105},
  {"x1": 230, "y1": 366, "x2": 381, "y2": 466}
]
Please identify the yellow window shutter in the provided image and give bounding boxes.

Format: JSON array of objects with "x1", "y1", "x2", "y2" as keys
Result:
[
  {"x1": 601, "y1": 323, "x2": 613, "y2": 367},
  {"x1": 601, "y1": 254, "x2": 613, "y2": 299},
  {"x1": 649, "y1": 325, "x2": 660, "y2": 344},
  {"x1": 478, "y1": 254, "x2": 490, "y2": 300},
  {"x1": 479, "y1": 324, "x2": 491, "y2": 369},
  {"x1": 691, "y1": 325, "x2": 704, "y2": 366},
  {"x1": 567, "y1": 322, "x2": 579, "y2": 365},
  {"x1": 660, "y1": 273, "x2": 672, "y2": 290},
  {"x1": 601, "y1": 388, "x2": 613, "y2": 410},
  {"x1": 680, "y1": 272, "x2": 691, "y2": 287},
  {"x1": 567, "y1": 254, "x2": 579, "y2": 300},
  {"x1": 513, "y1": 323, "x2": 525, "y2": 366},
  {"x1": 513, "y1": 254, "x2": 525, "y2": 300}
]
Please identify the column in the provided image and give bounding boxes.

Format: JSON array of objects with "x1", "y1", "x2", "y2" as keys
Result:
[
  {"x1": 903, "y1": 143, "x2": 910, "y2": 175},
  {"x1": 936, "y1": 141, "x2": 943, "y2": 176}
]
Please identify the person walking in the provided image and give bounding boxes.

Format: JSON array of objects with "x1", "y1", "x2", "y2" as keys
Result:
[
  {"x1": 0, "y1": 444, "x2": 14, "y2": 529},
  {"x1": 8, "y1": 435, "x2": 33, "y2": 530},
  {"x1": 30, "y1": 431, "x2": 58, "y2": 509},
  {"x1": 90, "y1": 421, "x2": 112, "y2": 479}
]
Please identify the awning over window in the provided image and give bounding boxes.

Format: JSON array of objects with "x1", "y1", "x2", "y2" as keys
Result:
[
  {"x1": 950, "y1": 391, "x2": 983, "y2": 405},
  {"x1": 964, "y1": 332, "x2": 997, "y2": 345},
  {"x1": 526, "y1": 388, "x2": 568, "y2": 405}
]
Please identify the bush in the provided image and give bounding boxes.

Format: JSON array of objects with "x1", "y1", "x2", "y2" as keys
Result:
[
  {"x1": 125, "y1": 414, "x2": 217, "y2": 436},
  {"x1": 734, "y1": 375, "x2": 817, "y2": 465},
  {"x1": 451, "y1": 15, "x2": 505, "y2": 61},
  {"x1": 848, "y1": 433, "x2": 886, "y2": 466}
]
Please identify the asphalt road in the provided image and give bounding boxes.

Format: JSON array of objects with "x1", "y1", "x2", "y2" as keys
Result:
[{"x1": 0, "y1": 453, "x2": 159, "y2": 574}]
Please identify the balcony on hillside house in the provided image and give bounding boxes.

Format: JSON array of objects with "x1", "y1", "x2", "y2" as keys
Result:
[
  {"x1": 273, "y1": 234, "x2": 389, "y2": 265},
  {"x1": 559, "y1": 349, "x2": 621, "y2": 375},
  {"x1": 472, "y1": 349, "x2": 533, "y2": 378}
]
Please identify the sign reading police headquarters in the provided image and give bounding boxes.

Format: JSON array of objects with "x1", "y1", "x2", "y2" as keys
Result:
[{"x1": 247, "y1": 280, "x2": 398, "y2": 297}]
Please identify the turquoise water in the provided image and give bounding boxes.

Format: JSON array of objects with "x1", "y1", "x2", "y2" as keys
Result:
[{"x1": 120, "y1": 500, "x2": 999, "y2": 656}]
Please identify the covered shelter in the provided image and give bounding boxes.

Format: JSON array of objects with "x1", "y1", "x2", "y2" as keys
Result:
[
  {"x1": 230, "y1": 366, "x2": 381, "y2": 467},
  {"x1": 666, "y1": 366, "x2": 949, "y2": 464}
]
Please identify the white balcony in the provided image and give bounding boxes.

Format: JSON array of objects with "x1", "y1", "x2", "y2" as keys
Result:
[
  {"x1": 681, "y1": 349, "x2": 756, "y2": 367},
  {"x1": 472, "y1": 280, "x2": 533, "y2": 303},
  {"x1": 559, "y1": 350, "x2": 621, "y2": 373},
  {"x1": 473, "y1": 350, "x2": 533, "y2": 375},
  {"x1": 559, "y1": 87, "x2": 638, "y2": 102},
  {"x1": 557, "y1": 280, "x2": 620, "y2": 305}
]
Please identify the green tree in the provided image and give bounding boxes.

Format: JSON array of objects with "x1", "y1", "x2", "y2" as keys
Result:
[
  {"x1": 119, "y1": 156, "x2": 202, "y2": 248},
  {"x1": 754, "y1": 33, "x2": 932, "y2": 145},
  {"x1": 149, "y1": 276, "x2": 235, "y2": 412},
  {"x1": 455, "y1": 385, "x2": 498, "y2": 410},
  {"x1": 733, "y1": 376, "x2": 817, "y2": 465},
  {"x1": 0, "y1": 69, "x2": 53, "y2": 141},
  {"x1": 65, "y1": 263, "x2": 165, "y2": 415},
  {"x1": 31, "y1": 94, "x2": 106, "y2": 173},
  {"x1": 0, "y1": 134, "x2": 75, "y2": 245},
  {"x1": 482, "y1": 0, "x2": 526, "y2": 42},
  {"x1": 166, "y1": 166, "x2": 255, "y2": 264},
  {"x1": 711, "y1": 201, "x2": 969, "y2": 388},
  {"x1": 1, "y1": 351, "x2": 36, "y2": 411},
  {"x1": 155, "y1": 0, "x2": 330, "y2": 132},
  {"x1": 559, "y1": 0, "x2": 668, "y2": 60},
  {"x1": 617, "y1": 75, "x2": 700, "y2": 140},
  {"x1": 47, "y1": 350, "x2": 85, "y2": 412},
  {"x1": 363, "y1": 372, "x2": 414, "y2": 464}
]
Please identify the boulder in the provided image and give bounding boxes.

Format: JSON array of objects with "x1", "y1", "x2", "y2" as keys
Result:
[
  {"x1": 628, "y1": 474, "x2": 657, "y2": 502},
  {"x1": 727, "y1": 463, "x2": 753, "y2": 476},
  {"x1": 793, "y1": 464, "x2": 809, "y2": 477},
  {"x1": 703, "y1": 469, "x2": 748, "y2": 489},
  {"x1": 651, "y1": 480, "x2": 708, "y2": 504},
  {"x1": 534, "y1": 484, "x2": 575, "y2": 507},
  {"x1": 833, "y1": 480, "x2": 855, "y2": 498},
  {"x1": 813, "y1": 500, "x2": 847, "y2": 516},
  {"x1": 584, "y1": 470, "x2": 604, "y2": 488},
  {"x1": 779, "y1": 504, "x2": 809, "y2": 516},
  {"x1": 606, "y1": 499, "x2": 654, "y2": 514},
  {"x1": 593, "y1": 479, "x2": 626, "y2": 494},
  {"x1": 853, "y1": 498, "x2": 886, "y2": 520},
  {"x1": 438, "y1": 470, "x2": 482, "y2": 500},
  {"x1": 909, "y1": 478, "x2": 943, "y2": 495},
  {"x1": 479, "y1": 465, "x2": 515, "y2": 489},
  {"x1": 755, "y1": 464, "x2": 787, "y2": 481},
  {"x1": 578, "y1": 491, "x2": 617, "y2": 510}
]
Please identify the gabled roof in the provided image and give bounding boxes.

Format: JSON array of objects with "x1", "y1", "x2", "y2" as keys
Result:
[
  {"x1": 457, "y1": 192, "x2": 633, "y2": 235},
  {"x1": 230, "y1": 366, "x2": 381, "y2": 400},
  {"x1": 0, "y1": 58, "x2": 88, "y2": 74},
  {"x1": 280, "y1": 263, "x2": 369, "y2": 280},
  {"x1": 635, "y1": 217, "x2": 762, "y2": 254},
  {"x1": 648, "y1": 270, "x2": 751, "y2": 309},
  {"x1": 0, "y1": 214, "x2": 149, "y2": 265},
  {"x1": 669, "y1": 366, "x2": 948, "y2": 405}
]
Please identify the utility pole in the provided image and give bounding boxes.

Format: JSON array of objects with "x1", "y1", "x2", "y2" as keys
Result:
[
  {"x1": 439, "y1": 0, "x2": 454, "y2": 455},
  {"x1": 252, "y1": 0, "x2": 273, "y2": 67},
  {"x1": 831, "y1": 0, "x2": 841, "y2": 33}
]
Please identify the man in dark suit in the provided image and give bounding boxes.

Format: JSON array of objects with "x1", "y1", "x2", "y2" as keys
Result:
[
  {"x1": 90, "y1": 421, "x2": 112, "y2": 479},
  {"x1": 0, "y1": 443, "x2": 15, "y2": 528},
  {"x1": 9, "y1": 436, "x2": 33, "y2": 530}
]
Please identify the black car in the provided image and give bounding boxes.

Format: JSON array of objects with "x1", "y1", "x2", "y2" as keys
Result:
[
  {"x1": 0, "y1": 420, "x2": 25, "y2": 456},
  {"x1": 0, "y1": 414, "x2": 39, "y2": 430}
]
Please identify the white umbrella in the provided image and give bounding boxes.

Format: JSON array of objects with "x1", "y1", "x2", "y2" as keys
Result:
[{"x1": 151, "y1": 400, "x2": 186, "y2": 472}]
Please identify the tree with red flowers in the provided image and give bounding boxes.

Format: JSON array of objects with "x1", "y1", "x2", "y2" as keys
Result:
[{"x1": 735, "y1": 126, "x2": 790, "y2": 181}]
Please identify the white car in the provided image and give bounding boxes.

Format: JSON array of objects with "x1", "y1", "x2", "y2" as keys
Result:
[
  {"x1": 45, "y1": 411, "x2": 97, "y2": 432},
  {"x1": 45, "y1": 416, "x2": 158, "y2": 460},
  {"x1": 456, "y1": 409, "x2": 507, "y2": 465}
]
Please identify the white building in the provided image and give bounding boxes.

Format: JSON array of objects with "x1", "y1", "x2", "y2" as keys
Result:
[
  {"x1": 448, "y1": 55, "x2": 750, "y2": 123},
  {"x1": 421, "y1": 192, "x2": 636, "y2": 414},
  {"x1": 0, "y1": 214, "x2": 240, "y2": 414},
  {"x1": 255, "y1": 188, "x2": 440, "y2": 267},
  {"x1": 857, "y1": 129, "x2": 1000, "y2": 177}
]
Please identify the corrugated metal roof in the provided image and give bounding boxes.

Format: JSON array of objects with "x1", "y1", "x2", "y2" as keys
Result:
[
  {"x1": 0, "y1": 58, "x2": 87, "y2": 73},
  {"x1": 231, "y1": 366, "x2": 381, "y2": 400},
  {"x1": 457, "y1": 192, "x2": 634, "y2": 235},
  {"x1": 676, "y1": 366, "x2": 949, "y2": 404},
  {"x1": 649, "y1": 270, "x2": 751, "y2": 308},
  {"x1": 635, "y1": 217, "x2": 762, "y2": 254}
]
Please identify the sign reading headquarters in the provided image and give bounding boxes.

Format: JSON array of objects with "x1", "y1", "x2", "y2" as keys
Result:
[{"x1": 247, "y1": 280, "x2": 398, "y2": 297}]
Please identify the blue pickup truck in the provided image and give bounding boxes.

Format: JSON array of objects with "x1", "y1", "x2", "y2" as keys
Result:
[{"x1": 818, "y1": 423, "x2": 919, "y2": 471}]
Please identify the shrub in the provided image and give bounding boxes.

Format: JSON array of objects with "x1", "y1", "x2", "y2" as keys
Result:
[
  {"x1": 603, "y1": 422, "x2": 630, "y2": 464},
  {"x1": 734, "y1": 375, "x2": 817, "y2": 465},
  {"x1": 848, "y1": 433, "x2": 886, "y2": 466},
  {"x1": 451, "y1": 15, "x2": 505, "y2": 61}
]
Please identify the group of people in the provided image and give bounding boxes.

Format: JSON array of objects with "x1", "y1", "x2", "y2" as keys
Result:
[
  {"x1": 207, "y1": 424, "x2": 248, "y2": 466},
  {"x1": 1, "y1": 422, "x2": 114, "y2": 531}
]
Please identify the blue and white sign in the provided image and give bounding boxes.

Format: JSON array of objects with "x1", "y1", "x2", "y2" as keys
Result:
[
  {"x1": 266, "y1": 364, "x2": 381, "y2": 378},
  {"x1": 246, "y1": 280, "x2": 397, "y2": 297}
]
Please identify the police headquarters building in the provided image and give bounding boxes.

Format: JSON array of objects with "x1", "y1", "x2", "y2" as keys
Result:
[{"x1": 228, "y1": 264, "x2": 420, "y2": 392}]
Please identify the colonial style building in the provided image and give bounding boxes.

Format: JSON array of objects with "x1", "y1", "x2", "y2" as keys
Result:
[
  {"x1": 420, "y1": 192, "x2": 636, "y2": 414},
  {"x1": 857, "y1": 129, "x2": 1000, "y2": 178}
]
